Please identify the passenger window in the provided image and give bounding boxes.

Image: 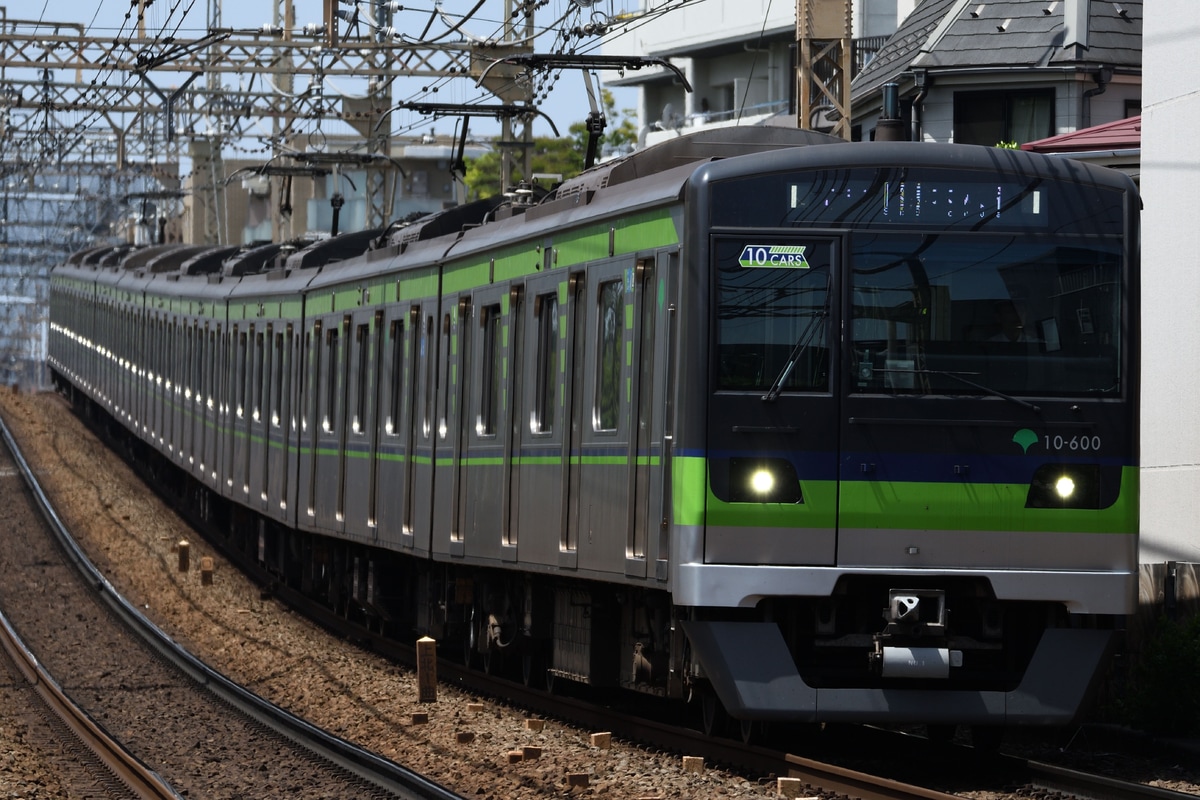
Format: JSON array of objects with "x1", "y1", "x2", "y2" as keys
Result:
[
  {"x1": 354, "y1": 323, "x2": 370, "y2": 434},
  {"x1": 480, "y1": 304, "x2": 502, "y2": 436},
  {"x1": 325, "y1": 325, "x2": 340, "y2": 433},
  {"x1": 387, "y1": 319, "x2": 404, "y2": 436},
  {"x1": 596, "y1": 279, "x2": 624, "y2": 431},
  {"x1": 534, "y1": 293, "x2": 558, "y2": 434}
]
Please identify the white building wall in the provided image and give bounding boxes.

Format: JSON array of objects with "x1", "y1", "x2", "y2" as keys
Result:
[
  {"x1": 1140, "y1": 1, "x2": 1200, "y2": 564},
  {"x1": 606, "y1": 2, "x2": 793, "y2": 56}
]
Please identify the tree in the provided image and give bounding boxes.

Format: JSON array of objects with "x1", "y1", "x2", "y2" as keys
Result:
[{"x1": 462, "y1": 89, "x2": 637, "y2": 200}]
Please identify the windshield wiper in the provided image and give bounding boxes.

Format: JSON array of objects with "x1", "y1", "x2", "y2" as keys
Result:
[
  {"x1": 762, "y1": 309, "x2": 827, "y2": 402},
  {"x1": 879, "y1": 366, "x2": 1042, "y2": 413}
]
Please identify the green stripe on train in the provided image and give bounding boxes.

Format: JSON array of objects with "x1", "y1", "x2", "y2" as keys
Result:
[
  {"x1": 837, "y1": 468, "x2": 1138, "y2": 534},
  {"x1": 673, "y1": 457, "x2": 1136, "y2": 533}
]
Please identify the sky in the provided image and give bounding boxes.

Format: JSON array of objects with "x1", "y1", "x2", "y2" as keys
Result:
[{"x1": 46, "y1": 0, "x2": 643, "y2": 142}]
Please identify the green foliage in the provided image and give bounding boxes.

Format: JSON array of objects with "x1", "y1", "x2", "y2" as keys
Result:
[
  {"x1": 463, "y1": 89, "x2": 637, "y2": 200},
  {"x1": 1121, "y1": 614, "x2": 1200, "y2": 735},
  {"x1": 995, "y1": 140, "x2": 1020, "y2": 149}
]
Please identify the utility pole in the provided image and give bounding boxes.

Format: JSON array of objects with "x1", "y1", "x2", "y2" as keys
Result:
[
  {"x1": 189, "y1": 0, "x2": 228, "y2": 245},
  {"x1": 473, "y1": 0, "x2": 536, "y2": 191},
  {"x1": 796, "y1": 0, "x2": 853, "y2": 140}
]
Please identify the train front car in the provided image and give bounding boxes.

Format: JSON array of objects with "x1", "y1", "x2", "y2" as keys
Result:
[{"x1": 676, "y1": 142, "x2": 1138, "y2": 732}]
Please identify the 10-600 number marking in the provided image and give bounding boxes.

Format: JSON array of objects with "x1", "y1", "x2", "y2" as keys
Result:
[{"x1": 1045, "y1": 434, "x2": 1102, "y2": 451}]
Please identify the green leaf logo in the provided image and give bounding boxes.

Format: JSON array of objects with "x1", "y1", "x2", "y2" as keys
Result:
[{"x1": 1012, "y1": 428, "x2": 1038, "y2": 454}]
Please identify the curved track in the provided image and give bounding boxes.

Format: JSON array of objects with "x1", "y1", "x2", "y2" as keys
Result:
[{"x1": 0, "y1": 413, "x2": 461, "y2": 800}]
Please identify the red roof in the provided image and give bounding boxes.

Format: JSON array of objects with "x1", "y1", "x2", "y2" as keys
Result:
[{"x1": 1022, "y1": 115, "x2": 1141, "y2": 153}]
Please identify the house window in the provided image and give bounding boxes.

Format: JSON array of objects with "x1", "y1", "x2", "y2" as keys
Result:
[{"x1": 953, "y1": 88, "x2": 1054, "y2": 146}]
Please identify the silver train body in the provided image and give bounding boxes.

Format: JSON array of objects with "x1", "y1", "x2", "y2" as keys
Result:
[{"x1": 49, "y1": 128, "x2": 1140, "y2": 730}]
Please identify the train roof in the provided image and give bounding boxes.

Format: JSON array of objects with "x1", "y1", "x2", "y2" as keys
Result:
[{"x1": 552, "y1": 126, "x2": 845, "y2": 198}]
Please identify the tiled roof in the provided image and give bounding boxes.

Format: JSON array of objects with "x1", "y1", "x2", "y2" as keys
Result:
[
  {"x1": 1021, "y1": 114, "x2": 1141, "y2": 152},
  {"x1": 852, "y1": 0, "x2": 1142, "y2": 99}
]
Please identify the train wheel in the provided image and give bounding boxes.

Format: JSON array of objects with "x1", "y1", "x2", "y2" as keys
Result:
[
  {"x1": 482, "y1": 646, "x2": 504, "y2": 676},
  {"x1": 739, "y1": 718, "x2": 761, "y2": 745},
  {"x1": 462, "y1": 607, "x2": 479, "y2": 668},
  {"x1": 700, "y1": 692, "x2": 728, "y2": 738}
]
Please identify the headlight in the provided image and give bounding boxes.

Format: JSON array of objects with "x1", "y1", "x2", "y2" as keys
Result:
[
  {"x1": 727, "y1": 457, "x2": 802, "y2": 503},
  {"x1": 1025, "y1": 463, "x2": 1103, "y2": 509}
]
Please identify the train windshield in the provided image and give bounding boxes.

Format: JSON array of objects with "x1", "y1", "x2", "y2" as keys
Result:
[
  {"x1": 850, "y1": 233, "x2": 1122, "y2": 397},
  {"x1": 714, "y1": 238, "x2": 831, "y2": 393},
  {"x1": 711, "y1": 164, "x2": 1127, "y2": 399}
]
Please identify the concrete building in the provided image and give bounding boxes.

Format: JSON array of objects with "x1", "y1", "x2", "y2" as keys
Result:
[
  {"x1": 602, "y1": 1, "x2": 914, "y2": 149},
  {"x1": 1139, "y1": 1, "x2": 1200, "y2": 608}
]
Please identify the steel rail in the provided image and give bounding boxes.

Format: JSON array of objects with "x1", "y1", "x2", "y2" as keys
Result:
[
  {"x1": 0, "y1": 412, "x2": 464, "y2": 800},
  {"x1": 0, "y1": 604, "x2": 181, "y2": 799}
]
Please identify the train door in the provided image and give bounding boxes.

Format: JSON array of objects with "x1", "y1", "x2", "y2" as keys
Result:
[
  {"x1": 626, "y1": 256, "x2": 663, "y2": 577},
  {"x1": 561, "y1": 273, "x2": 587, "y2": 569},
  {"x1": 245, "y1": 324, "x2": 268, "y2": 510},
  {"x1": 266, "y1": 324, "x2": 295, "y2": 519},
  {"x1": 201, "y1": 324, "x2": 218, "y2": 489},
  {"x1": 447, "y1": 297, "x2": 472, "y2": 555},
  {"x1": 344, "y1": 308, "x2": 383, "y2": 538},
  {"x1": 149, "y1": 312, "x2": 164, "y2": 445},
  {"x1": 180, "y1": 322, "x2": 194, "y2": 466},
  {"x1": 501, "y1": 285, "x2": 524, "y2": 561},
  {"x1": 409, "y1": 307, "x2": 436, "y2": 552},
  {"x1": 375, "y1": 305, "x2": 420, "y2": 550},
  {"x1": 458, "y1": 285, "x2": 509, "y2": 559},
  {"x1": 570, "y1": 258, "x2": 638, "y2": 574},
  {"x1": 229, "y1": 323, "x2": 249, "y2": 499},
  {"x1": 515, "y1": 273, "x2": 565, "y2": 567},
  {"x1": 312, "y1": 314, "x2": 350, "y2": 534}
]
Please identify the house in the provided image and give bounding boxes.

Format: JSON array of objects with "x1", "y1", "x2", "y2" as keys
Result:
[
  {"x1": 850, "y1": 0, "x2": 1142, "y2": 144},
  {"x1": 601, "y1": 1, "x2": 914, "y2": 150},
  {"x1": 1021, "y1": 113, "x2": 1140, "y2": 181}
]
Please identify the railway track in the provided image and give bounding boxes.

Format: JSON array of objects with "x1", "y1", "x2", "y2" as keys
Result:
[
  {"x1": 4, "y1": 390, "x2": 1198, "y2": 800},
  {"x1": 0, "y1": 413, "x2": 461, "y2": 800},
  {"x1": 0, "y1": 599, "x2": 178, "y2": 799}
]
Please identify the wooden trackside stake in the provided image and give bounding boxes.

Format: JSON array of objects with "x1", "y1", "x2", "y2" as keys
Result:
[
  {"x1": 506, "y1": 750, "x2": 524, "y2": 764},
  {"x1": 566, "y1": 773, "x2": 589, "y2": 789},
  {"x1": 456, "y1": 731, "x2": 474, "y2": 744},
  {"x1": 776, "y1": 777, "x2": 803, "y2": 797},
  {"x1": 589, "y1": 731, "x2": 611, "y2": 749},
  {"x1": 416, "y1": 637, "x2": 437, "y2": 702},
  {"x1": 521, "y1": 745, "x2": 542, "y2": 760},
  {"x1": 410, "y1": 712, "x2": 428, "y2": 725},
  {"x1": 466, "y1": 702, "x2": 484, "y2": 714},
  {"x1": 200, "y1": 557, "x2": 214, "y2": 585},
  {"x1": 177, "y1": 540, "x2": 190, "y2": 572},
  {"x1": 524, "y1": 718, "x2": 545, "y2": 732},
  {"x1": 682, "y1": 756, "x2": 704, "y2": 774}
]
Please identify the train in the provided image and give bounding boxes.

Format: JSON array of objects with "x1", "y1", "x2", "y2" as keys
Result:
[{"x1": 47, "y1": 126, "x2": 1140, "y2": 742}]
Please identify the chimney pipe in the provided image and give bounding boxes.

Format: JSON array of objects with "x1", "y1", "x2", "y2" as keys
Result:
[{"x1": 875, "y1": 83, "x2": 906, "y2": 141}]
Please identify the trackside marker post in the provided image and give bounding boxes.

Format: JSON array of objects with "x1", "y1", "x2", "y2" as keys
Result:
[{"x1": 417, "y1": 636, "x2": 437, "y2": 702}]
